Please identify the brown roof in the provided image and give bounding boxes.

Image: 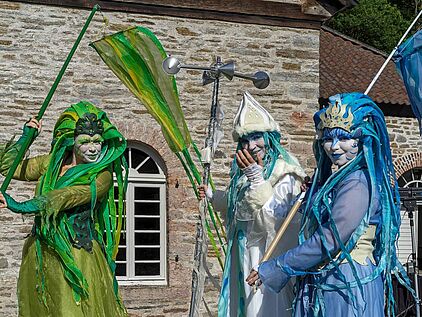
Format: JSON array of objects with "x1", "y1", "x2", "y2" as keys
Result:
[
  {"x1": 320, "y1": 26, "x2": 410, "y2": 107},
  {"x1": 18, "y1": 0, "x2": 338, "y2": 30}
]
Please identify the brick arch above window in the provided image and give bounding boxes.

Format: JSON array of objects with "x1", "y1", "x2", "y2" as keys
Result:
[
  {"x1": 393, "y1": 152, "x2": 422, "y2": 178},
  {"x1": 114, "y1": 121, "x2": 172, "y2": 164}
]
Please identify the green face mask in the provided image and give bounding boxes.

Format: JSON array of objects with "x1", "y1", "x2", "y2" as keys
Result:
[{"x1": 73, "y1": 134, "x2": 103, "y2": 164}]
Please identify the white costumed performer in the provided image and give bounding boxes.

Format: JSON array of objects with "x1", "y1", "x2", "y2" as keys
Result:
[{"x1": 207, "y1": 92, "x2": 306, "y2": 316}]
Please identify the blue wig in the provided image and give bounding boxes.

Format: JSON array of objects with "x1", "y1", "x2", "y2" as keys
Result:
[{"x1": 298, "y1": 92, "x2": 413, "y2": 315}]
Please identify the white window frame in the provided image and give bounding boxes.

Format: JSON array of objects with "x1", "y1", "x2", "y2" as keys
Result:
[{"x1": 116, "y1": 142, "x2": 167, "y2": 286}]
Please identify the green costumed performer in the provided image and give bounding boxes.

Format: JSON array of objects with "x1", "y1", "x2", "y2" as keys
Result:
[{"x1": 0, "y1": 101, "x2": 128, "y2": 316}]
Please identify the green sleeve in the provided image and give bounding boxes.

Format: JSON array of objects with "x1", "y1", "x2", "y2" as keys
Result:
[
  {"x1": 43, "y1": 170, "x2": 112, "y2": 214},
  {"x1": 2, "y1": 170, "x2": 112, "y2": 214},
  {"x1": 2, "y1": 191, "x2": 47, "y2": 214},
  {"x1": 0, "y1": 126, "x2": 49, "y2": 181}
]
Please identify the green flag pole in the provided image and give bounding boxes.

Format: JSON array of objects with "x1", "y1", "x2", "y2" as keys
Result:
[{"x1": 0, "y1": 4, "x2": 100, "y2": 192}]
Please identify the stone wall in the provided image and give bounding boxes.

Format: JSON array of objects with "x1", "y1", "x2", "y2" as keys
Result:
[
  {"x1": 387, "y1": 116, "x2": 422, "y2": 158},
  {"x1": 0, "y1": 1, "x2": 320, "y2": 316},
  {"x1": 386, "y1": 116, "x2": 422, "y2": 177}
]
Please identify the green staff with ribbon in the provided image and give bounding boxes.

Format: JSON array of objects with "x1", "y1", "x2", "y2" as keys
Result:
[{"x1": 90, "y1": 26, "x2": 227, "y2": 269}]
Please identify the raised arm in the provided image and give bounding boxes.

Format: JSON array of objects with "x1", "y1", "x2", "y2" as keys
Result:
[
  {"x1": 258, "y1": 171, "x2": 376, "y2": 292},
  {"x1": 0, "y1": 118, "x2": 46, "y2": 181}
]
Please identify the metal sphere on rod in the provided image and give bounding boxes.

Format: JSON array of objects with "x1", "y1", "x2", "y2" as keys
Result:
[{"x1": 162, "y1": 56, "x2": 270, "y2": 89}]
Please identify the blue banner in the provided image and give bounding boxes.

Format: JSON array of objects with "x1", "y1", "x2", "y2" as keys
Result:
[{"x1": 394, "y1": 29, "x2": 422, "y2": 135}]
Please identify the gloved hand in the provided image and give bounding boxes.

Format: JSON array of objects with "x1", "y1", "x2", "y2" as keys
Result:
[
  {"x1": 21, "y1": 117, "x2": 42, "y2": 140},
  {"x1": 242, "y1": 162, "x2": 265, "y2": 187},
  {"x1": 0, "y1": 190, "x2": 45, "y2": 214}
]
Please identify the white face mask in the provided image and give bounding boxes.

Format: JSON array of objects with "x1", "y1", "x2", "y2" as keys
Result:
[
  {"x1": 322, "y1": 129, "x2": 359, "y2": 167},
  {"x1": 239, "y1": 132, "x2": 266, "y2": 160},
  {"x1": 73, "y1": 134, "x2": 103, "y2": 164}
]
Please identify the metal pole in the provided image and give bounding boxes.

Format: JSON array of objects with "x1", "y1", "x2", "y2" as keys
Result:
[
  {"x1": 203, "y1": 63, "x2": 220, "y2": 185},
  {"x1": 365, "y1": 9, "x2": 422, "y2": 95},
  {"x1": 409, "y1": 207, "x2": 421, "y2": 317},
  {"x1": 189, "y1": 58, "x2": 221, "y2": 317},
  {"x1": 0, "y1": 4, "x2": 100, "y2": 192}
]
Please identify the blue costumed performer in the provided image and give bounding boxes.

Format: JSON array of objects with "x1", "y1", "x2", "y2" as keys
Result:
[{"x1": 247, "y1": 92, "x2": 413, "y2": 316}]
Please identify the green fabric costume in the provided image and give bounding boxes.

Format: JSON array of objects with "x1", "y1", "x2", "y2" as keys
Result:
[{"x1": 0, "y1": 101, "x2": 128, "y2": 316}]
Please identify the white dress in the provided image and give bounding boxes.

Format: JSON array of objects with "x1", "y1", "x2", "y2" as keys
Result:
[{"x1": 217, "y1": 158, "x2": 305, "y2": 317}]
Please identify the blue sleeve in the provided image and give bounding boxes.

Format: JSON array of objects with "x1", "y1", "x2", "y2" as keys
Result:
[{"x1": 259, "y1": 171, "x2": 373, "y2": 293}]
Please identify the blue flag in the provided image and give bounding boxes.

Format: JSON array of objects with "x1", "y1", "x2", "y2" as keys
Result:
[{"x1": 394, "y1": 29, "x2": 422, "y2": 135}]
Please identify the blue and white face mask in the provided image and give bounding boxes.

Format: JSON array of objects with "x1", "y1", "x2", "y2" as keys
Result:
[
  {"x1": 322, "y1": 128, "x2": 359, "y2": 167},
  {"x1": 239, "y1": 132, "x2": 266, "y2": 161}
]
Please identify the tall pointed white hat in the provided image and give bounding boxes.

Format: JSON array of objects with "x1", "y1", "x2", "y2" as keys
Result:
[{"x1": 232, "y1": 91, "x2": 279, "y2": 141}]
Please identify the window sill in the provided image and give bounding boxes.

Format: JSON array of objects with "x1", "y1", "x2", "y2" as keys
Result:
[{"x1": 117, "y1": 279, "x2": 168, "y2": 286}]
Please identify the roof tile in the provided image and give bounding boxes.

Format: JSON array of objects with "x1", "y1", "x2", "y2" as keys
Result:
[{"x1": 320, "y1": 27, "x2": 410, "y2": 106}]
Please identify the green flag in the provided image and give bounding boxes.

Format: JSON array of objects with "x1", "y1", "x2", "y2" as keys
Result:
[
  {"x1": 90, "y1": 27, "x2": 191, "y2": 152},
  {"x1": 90, "y1": 26, "x2": 226, "y2": 270}
]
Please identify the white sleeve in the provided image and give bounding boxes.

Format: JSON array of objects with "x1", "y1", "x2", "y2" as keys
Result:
[
  {"x1": 211, "y1": 189, "x2": 228, "y2": 224},
  {"x1": 262, "y1": 174, "x2": 301, "y2": 219},
  {"x1": 247, "y1": 174, "x2": 301, "y2": 248}
]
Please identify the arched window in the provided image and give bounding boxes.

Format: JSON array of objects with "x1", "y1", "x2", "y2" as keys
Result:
[
  {"x1": 398, "y1": 168, "x2": 422, "y2": 189},
  {"x1": 115, "y1": 141, "x2": 167, "y2": 285}
]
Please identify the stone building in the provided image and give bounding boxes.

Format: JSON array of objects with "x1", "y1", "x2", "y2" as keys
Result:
[{"x1": 2, "y1": 1, "x2": 418, "y2": 316}]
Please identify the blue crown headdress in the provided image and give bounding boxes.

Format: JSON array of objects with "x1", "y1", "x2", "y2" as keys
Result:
[{"x1": 316, "y1": 94, "x2": 354, "y2": 132}]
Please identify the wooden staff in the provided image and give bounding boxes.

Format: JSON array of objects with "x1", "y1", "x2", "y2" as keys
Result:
[
  {"x1": 250, "y1": 191, "x2": 305, "y2": 292},
  {"x1": 260, "y1": 191, "x2": 305, "y2": 263}
]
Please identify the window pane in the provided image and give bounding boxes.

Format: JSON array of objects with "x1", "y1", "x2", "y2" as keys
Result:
[
  {"x1": 109, "y1": 214, "x2": 126, "y2": 222},
  {"x1": 131, "y1": 148, "x2": 148, "y2": 169},
  {"x1": 118, "y1": 233, "x2": 127, "y2": 245},
  {"x1": 122, "y1": 144, "x2": 167, "y2": 281},
  {"x1": 104, "y1": 230, "x2": 126, "y2": 244},
  {"x1": 115, "y1": 263, "x2": 126, "y2": 276},
  {"x1": 135, "y1": 233, "x2": 160, "y2": 245},
  {"x1": 134, "y1": 202, "x2": 160, "y2": 216},
  {"x1": 135, "y1": 263, "x2": 160, "y2": 276},
  {"x1": 135, "y1": 187, "x2": 159, "y2": 200},
  {"x1": 116, "y1": 247, "x2": 126, "y2": 261},
  {"x1": 398, "y1": 168, "x2": 422, "y2": 187},
  {"x1": 135, "y1": 247, "x2": 160, "y2": 260},
  {"x1": 135, "y1": 217, "x2": 160, "y2": 230},
  {"x1": 137, "y1": 157, "x2": 159, "y2": 174},
  {"x1": 124, "y1": 150, "x2": 129, "y2": 165}
]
